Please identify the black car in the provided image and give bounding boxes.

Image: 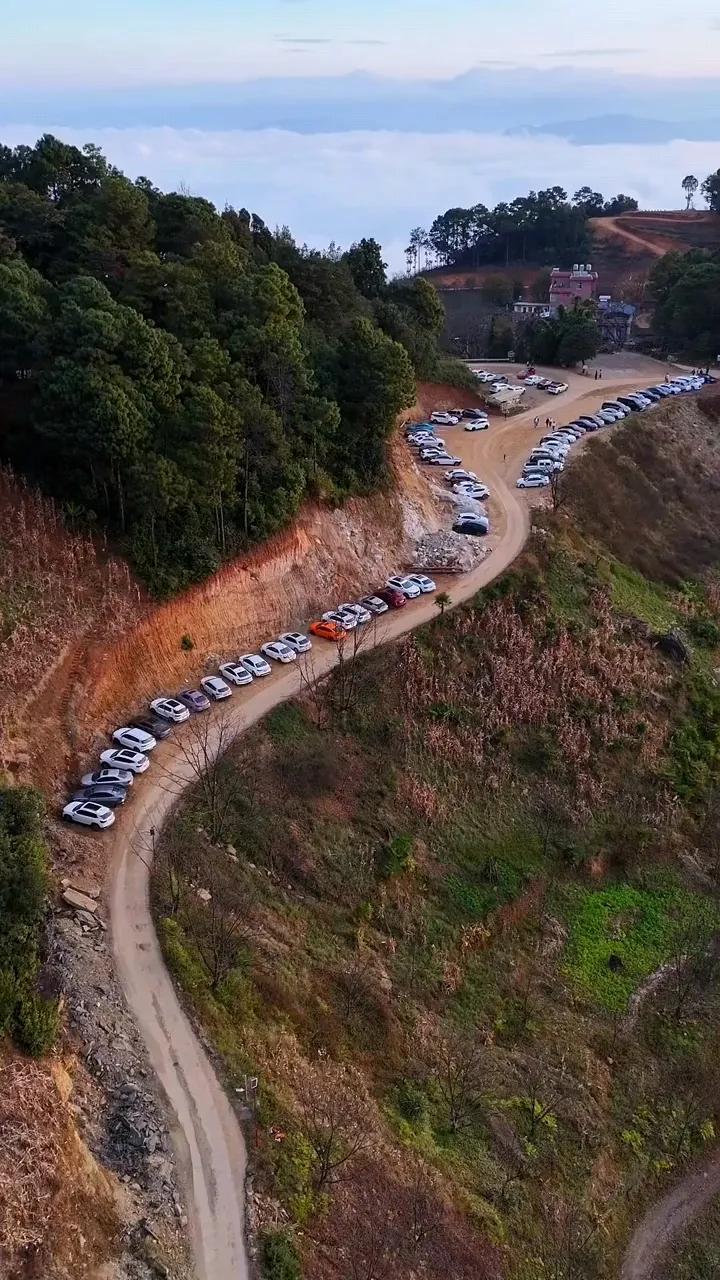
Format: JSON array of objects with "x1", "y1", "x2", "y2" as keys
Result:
[
  {"x1": 453, "y1": 519, "x2": 489, "y2": 537},
  {"x1": 462, "y1": 408, "x2": 487, "y2": 420},
  {"x1": 73, "y1": 784, "x2": 128, "y2": 808},
  {"x1": 641, "y1": 388, "x2": 662, "y2": 402},
  {"x1": 129, "y1": 715, "x2": 172, "y2": 740}
]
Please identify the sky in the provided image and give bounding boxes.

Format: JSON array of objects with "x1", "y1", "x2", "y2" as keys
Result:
[{"x1": 2, "y1": 0, "x2": 720, "y2": 267}]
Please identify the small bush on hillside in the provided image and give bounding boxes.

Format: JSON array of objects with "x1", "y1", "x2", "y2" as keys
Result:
[
  {"x1": 180, "y1": 633, "x2": 195, "y2": 651},
  {"x1": 260, "y1": 1230, "x2": 301, "y2": 1280},
  {"x1": 14, "y1": 991, "x2": 60, "y2": 1058}
]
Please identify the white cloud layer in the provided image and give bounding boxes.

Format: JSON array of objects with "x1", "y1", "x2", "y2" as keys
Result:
[{"x1": 3, "y1": 124, "x2": 719, "y2": 269}]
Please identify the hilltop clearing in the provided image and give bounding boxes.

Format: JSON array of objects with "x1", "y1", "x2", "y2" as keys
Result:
[{"x1": 155, "y1": 391, "x2": 720, "y2": 1280}]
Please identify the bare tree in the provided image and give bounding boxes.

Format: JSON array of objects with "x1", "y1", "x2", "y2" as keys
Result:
[
  {"x1": 517, "y1": 1057, "x2": 568, "y2": 1144},
  {"x1": 536, "y1": 1195, "x2": 603, "y2": 1280},
  {"x1": 668, "y1": 903, "x2": 718, "y2": 1020},
  {"x1": 186, "y1": 852, "x2": 250, "y2": 990},
  {"x1": 155, "y1": 823, "x2": 199, "y2": 917},
  {"x1": 157, "y1": 708, "x2": 246, "y2": 843},
  {"x1": 426, "y1": 1026, "x2": 489, "y2": 1132},
  {"x1": 294, "y1": 1057, "x2": 369, "y2": 1193}
]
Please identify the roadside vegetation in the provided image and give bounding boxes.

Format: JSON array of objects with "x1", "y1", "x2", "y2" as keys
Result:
[
  {"x1": 154, "y1": 397, "x2": 720, "y2": 1280},
  {"x1": 649, "y1": 248, "x2": 720, "y2": 360},
  {"x1": 0, "y1": 135, "x2": 461, "y2": 594},
  {"x1": 0, "y1": 784, "x2": 57, "y2": 1056}
]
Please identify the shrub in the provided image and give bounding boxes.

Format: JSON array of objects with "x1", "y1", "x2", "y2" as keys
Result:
[
  {"x1": 14, "y1": 992, "x2": 60, "y2": 1057},
  {"x1": 260, "y1": 1230, "x2": 302, "y2": 1280},
  {"x1": 180, "y1": 633, "x2": 195, "y2": 651}
]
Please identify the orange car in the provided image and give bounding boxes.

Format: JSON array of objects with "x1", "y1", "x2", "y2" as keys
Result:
[{"x1": 309, "y1": 619, "x2": 347, "y2": 642}]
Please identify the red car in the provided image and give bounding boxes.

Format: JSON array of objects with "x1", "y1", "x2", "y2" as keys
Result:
[{"x1": 376, "y1": 586, "x2": 406, "y2": 609}]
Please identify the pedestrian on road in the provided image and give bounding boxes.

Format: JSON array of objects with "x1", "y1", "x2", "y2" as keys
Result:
[
  {"x1": 594, "y1": 369, "x2": 598, "y2": 380},
  {"x1": 533, "y1": 415, "x2": 540, "y2": 428},
  {"x1": 503, "y1": 452, "x2": 507, "y2": 463},
  {"x1": 599, "y1": 369, "x2": 603, "y2": 379}
]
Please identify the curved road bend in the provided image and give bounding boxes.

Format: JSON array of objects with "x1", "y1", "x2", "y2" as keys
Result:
[{"x1": 107, "y1": 362, "x2": 669, "y2": 1280}]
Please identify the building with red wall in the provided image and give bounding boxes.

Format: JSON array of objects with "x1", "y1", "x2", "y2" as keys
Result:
[{"x1": 549, "y1": 263, "x2": 599, "y2": 311}]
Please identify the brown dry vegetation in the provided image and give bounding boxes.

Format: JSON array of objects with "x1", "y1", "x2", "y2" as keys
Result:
[
  {"x1": 156, "y1": 406, "x2": 720, "y2": 1279},
  {"x1": 0, "y1": 1050, "x2": 119, "y2": 1280}
]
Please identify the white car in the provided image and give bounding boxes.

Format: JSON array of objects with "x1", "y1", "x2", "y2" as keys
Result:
[
  {"x1": 430, "y1": 411, "x2": 459, "y2": 425},
  {"x1": 261, "y1": 640, "x2": 297, "y2": 664},
  {"x1": 150, "y1": 697, "x2": 190, "y2": 724},
  {"x1": 360, "y1": 595, "x2": 389, "y2": 616},
  {"x1": 338, "y1": 603, "x2": 372, "y2": 624},
  {"x1": 112, "y1": 726, "x2": 157, "y2": 753},
  {"x1": 100, "y1": 747, "x2": 150, "y2": 774},
  {"x1": 412, "y1": 435, "x2": 445, "y2": 449},
  {"x1": 524, "y1": 374, "x2": 542, "y2": 386},
  {"x1": 386, "y1": 575, "x2": 422, "y2": 599},
  {"x1": 81, "y1": 767, "x2": 134, "y2": 788},
  {"x1": 419, "y1": 447, "x2": 445, "y2": 460},
  {"x1": 464, "y1": 420, "x2": 489, "y2": 431},
  {"x1": 63, "y1": 799, "x2": 116, "y2": 829},
  {"x1": 219, "y1": 662, "x2": 253, "y2": 687},
  {"x1": 517, "y1": 473, "x2": 550, "y2": 489},
  {"x1": 201, "y1": 675, "x2": 233, "y2": 700},
  {"x1": 453, "y1": 481, "x2": 490, "y2": 499},
  {"x1": 547, "y1": 382, "x2": 569, "y2": 394},
  {"x1": 408, "y1": 574, "x2": 436, "y2": 594},
  {"x1": 279, "y1": 632, "x2": 312, "y2": 654},
  {"x1": 323, "y1": 609, "x2": 358, "y2": 630},
  {"x1": 445, "y1": 469, "x2": 477, "y2": 483},
  {"x1": 429, "y1": 454, "x2": 461, "y2": 466},
  {"x1": 239, "y1": 653, "x2": 272, "y2": 678}
]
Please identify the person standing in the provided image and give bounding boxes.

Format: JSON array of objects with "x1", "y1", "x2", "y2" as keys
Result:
[{"x1": 534, "y1": 415, "x2": 540, "y2": 428}]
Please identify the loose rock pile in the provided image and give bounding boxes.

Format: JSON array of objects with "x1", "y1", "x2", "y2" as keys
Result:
[
  {"x1": 411, "y1": 530, "x2": 489, "y2": 574},
  {"x1": 51, "y1": 878, "x2": 190, "y2": 1277}
]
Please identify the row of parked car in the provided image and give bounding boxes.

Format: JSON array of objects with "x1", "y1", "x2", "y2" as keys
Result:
[
  {"x1": 473, "y1": 370, "x2": 569, "y2": 396},
  {"x1": 62, "y1": 575, "x2": 439, "y2": 829},
  {"x1": 516, "y1": 372, "x2": 713, "y2": 490},
  {"x1": 427, "y1": 409, "x2": 490, "y2": 431},
  {"x1": 403, "y1": 422, "x2": 491, "y2": 537}
]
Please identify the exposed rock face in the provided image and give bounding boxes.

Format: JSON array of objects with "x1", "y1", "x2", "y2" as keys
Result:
[{"x1": 411, "y1": 531, "x2": 489, "y2": 574}]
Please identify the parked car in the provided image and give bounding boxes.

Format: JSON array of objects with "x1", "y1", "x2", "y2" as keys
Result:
[
  {"x1": 412, "y1": 435, "x2": 445, "y2": 449},
  {"x1": 260, "y1": 640, "x2": 298, "y2": 663},
  {"x1": 112, "y1": 726, "x2": 157, "y2": 753},
  {"x1": 462, "y1": 408, "x2": 488, "y2": 420},
  {"x1": 201, "y1": 675, "x2": 232, "y2": 700},
  {"x1": 408, "y1": 574, "x2": 436, "y2": 594},
  {"x1": 419, "y1": 447, "x2": 444, "y2": 461},
  {"x1": 376, "y1": 586, "x2": 406, "y2": 609},
  {"x1": 453, "y1": 481, "x2": 490, "y2": 500},
  {"x1": 323, "y1": 609, "x2": 358, "y2": 630},
  {"x1": 360, "y1": 594, "x2": 389, "y2": 616},
  {"x1": 279, "y1": 632, "x2": 312, "y2": 653},
  {"x1": 429, "y1": 454, "x2": 461, "y2": 466},
  {"x1": 517, "y1": 473, "x2": 550, "y2": 488},
  {"x1": 445, "y1": 469, "x2": 477, "y2": 483},
  {"x1": 63, "y1": 799, "x2": 115, "y2": 829},
  {"x1": 100, "y1": 748, "x2": 150, "y2": 774},
  {"x1": 453, "y1": 515, "x2": 489, "y2": 535},
  {"x1": 177, "y1": 689, "x2": 211, "y2": 713},
  {"x1": 386, "y1": 575, "x2": 422, "y2": 599},
  {"x1": 150, "y1": 697, "x2": 190, "y2": 724},
  {"x1": 309, "y1": 619, "x2": 347, "y2": 641},
  {"x1": 219, "y1": 662, "x2": 253, "y2": 686},
  {"x1": 129, "y1": 715, "x2": 172, "y2": 740},
  {"x1": 338, "y1": 603, "x2": 372, "y2": 624},
  {"x1": 239, "y1": 653, "x2": 272, "y2": 678},
  {"x1": 464, "y1": 420, "x2": 489, "y2": 431},
  {"x1": 73, "y1": 783, "x2": 128, "y2": 808},
  {"x1": 430, "y1": 411, "x2": 459, "y2": 425},
  {"x1": 524, "y1": 374, "x2": 543, "y2": 386},
  {"x1": 81, "y1": 767, "x2": 134, "y2": 789},
  {"x1": 525, "y1": 458, "x2": 560, "y2": 474},
  {"x1": 547, "y1": 382, "x2": 569, "y2": 395}
]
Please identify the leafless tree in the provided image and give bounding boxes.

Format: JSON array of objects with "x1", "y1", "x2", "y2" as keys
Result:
[
  {"x1": 157, "y1": 708, "x2": 247, "y2": 843},
  {"x1": 294, "y1": 1057, "x2": 369, "y2": 1193},
  {"x1": 536, "y1": 1195, "x2": 603, "y2": 1280},
  {"x1": 668, "y1": 903, "x2": 718, "y2": 1020},
  {"x1": 155, "y1": 823, "x2": 199, "y2": 917},
  {"x1": 426, "y1": 1026, "x2": 489, "y2": 1132},
  {"x1": 186, "y1": 852, "x2": 251, "y2": 990},
  {"x1": 518, "y1": 1057, "x2": 568, "y2": 1143}
]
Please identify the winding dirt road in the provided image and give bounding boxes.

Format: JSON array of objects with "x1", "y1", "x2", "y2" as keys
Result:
[{"x1": 106, "y1": 357, "x2": 678, "y2": 1280}]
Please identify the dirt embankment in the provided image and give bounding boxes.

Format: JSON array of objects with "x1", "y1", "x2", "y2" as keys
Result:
[{"x1": 14, "y1": 431, "x2": 440, "y2": 790}]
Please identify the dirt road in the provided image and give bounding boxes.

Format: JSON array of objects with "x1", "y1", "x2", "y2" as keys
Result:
[
  {"x1": 107, "y1": 357, "x2": 677, "y2": 1280},
  {"x1": 620, "y1": 1149, "x2": 720, "y2": 1280}
]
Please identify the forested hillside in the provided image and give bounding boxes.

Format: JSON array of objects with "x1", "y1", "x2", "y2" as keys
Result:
[{"x1": 0, "y1": 135, "x2": 455, "y2": 594}]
